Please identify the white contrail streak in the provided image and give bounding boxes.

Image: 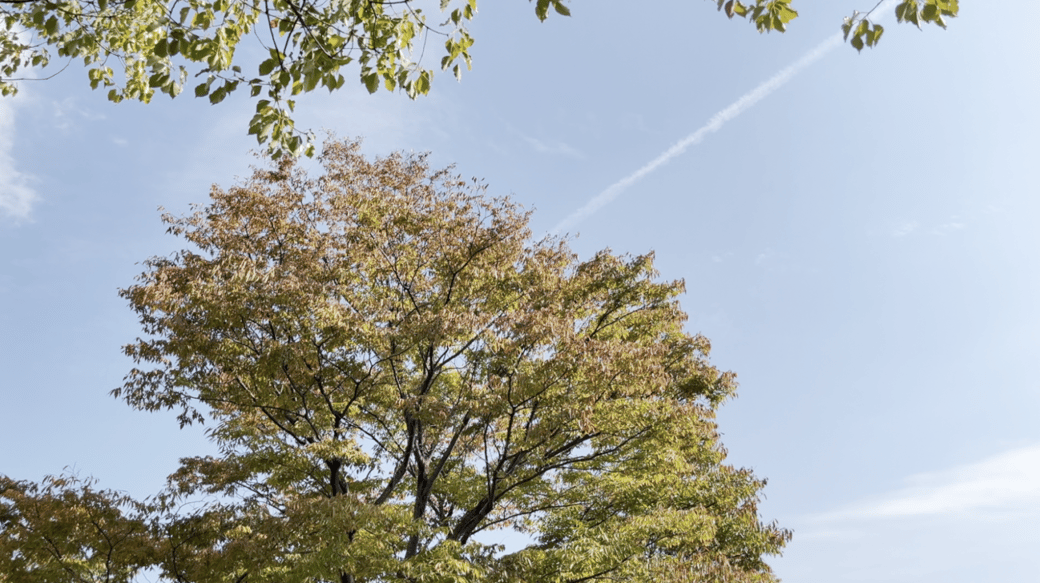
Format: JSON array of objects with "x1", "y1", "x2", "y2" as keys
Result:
[{"x1": 550, "y1": 33, "x2": 843, "y2": 235}]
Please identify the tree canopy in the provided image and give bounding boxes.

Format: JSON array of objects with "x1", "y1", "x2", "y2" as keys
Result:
[
  {"x1": 0, "y1": 0, "x2": 958, "y2": 157},
  {"x1": 1, "y1": 138, "x2": 790, "y2": 582}
]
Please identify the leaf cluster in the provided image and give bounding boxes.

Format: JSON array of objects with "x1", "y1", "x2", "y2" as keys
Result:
[
  {"x1": 716, "y1": 0, "x2": 798, "y2": 34},
  {"x1": 3, "y1": 1, "x2": 960, "y2": 157},
  {"x1": 0, "y1": 474, "x2": 155, "y2": 583},
  {"x1": 0, "y1": 0, "x2": 503, "y2": 157},
  {"x1": 842, "y1": 0, "x2": 959, "y2": 53},
  {"x1": 714, "y1": 0, "x2": 959, "y2": 51}
]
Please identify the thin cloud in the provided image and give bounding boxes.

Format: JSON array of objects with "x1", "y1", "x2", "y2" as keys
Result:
[
  {"x1": 552, "y1": 0, "x2": 903, "y2": 235},
  {"x1": 931, "y1": 220, "x2": 965, "y2": 235},
  {"x1": 755, "y1": 248, "x2": 776, "y2": 265},
  {"x1": 522, "y1": 135, "x2": 585, "y2": 159},
  {"x1": 890, "y1": 218, "x2": 967, "y2": 237},
  {"x1": 551, "y1": 34, "x2": 843, "y2": 234},
  {"x1": 0, "y1": 91, "x2": 39, "y2": 221},
  {"x1": 52, "y1": 96, "x2": 106, "y2": 131},
  {"x1": 816, "y1": 443, "x2": 1040, "y2": 522},
  {"x1": 620, "y1": 112, "x2": 651, "y2": 133},
  {"x1": 892, "y1": 220, "x2": 919, "y2": 237}
]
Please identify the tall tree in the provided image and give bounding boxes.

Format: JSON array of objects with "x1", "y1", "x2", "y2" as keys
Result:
[
  {"x1": 0, "y1": 0, "x2": 958, "y2": 157},
  {"x1": 2, "y1": 138, "x2": 790, "y2": 582}
]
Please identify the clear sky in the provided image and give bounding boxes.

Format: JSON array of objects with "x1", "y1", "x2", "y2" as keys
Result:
[{"x1": 2, "y1": 1, "x2": 1039, "y2": 581}]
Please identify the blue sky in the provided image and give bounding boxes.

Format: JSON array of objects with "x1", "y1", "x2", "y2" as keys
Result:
[{"x1": 2, "y1": 1, "x2": 1039, "y2": 581}]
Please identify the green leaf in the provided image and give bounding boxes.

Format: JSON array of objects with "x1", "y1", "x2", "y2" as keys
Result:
[
  {"x1": 209, "y1": 86, "x2": 227, "y2": 104},
  {"x1": 153, "y1": 39, "x2": 168, "y2": 58},
  {"x1": 922, "y1": 3, "x2": 938, "y2": 23},
  {"x1": 195, "y1": 82, "x2": 210, "y2": 97},
  {"x1": 362, "y1": 72, "x2": 378, "y2": 93},
  {"x1": 856, "y1": 19, "x2": 869, "y2": 38},
  {"x1": 776, "y1": 2, "x2": 798, "y2": 23},
  {"x1": 535, "y1": 0, "x2": 550, "y2": 21},
  {"x1": 416, "y1": 70, "x2": 431, "y2": 94},
  {"x1": 258, "y1": 59, "x2": 276, "y2": 76},
  {"x1": 867, "y1": 23, "x2": 884, "y2": 47},
  {"x1": 553, "y1": 1, "x2": 571, "y2": 17},
  {"x1": 897, "y1": 0, "x2": 921, "y2": 27}
]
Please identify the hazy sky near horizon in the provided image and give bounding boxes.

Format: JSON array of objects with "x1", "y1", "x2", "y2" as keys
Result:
[{"x1": 2, "y1": 2, "x2": 1039, "y2": 581}]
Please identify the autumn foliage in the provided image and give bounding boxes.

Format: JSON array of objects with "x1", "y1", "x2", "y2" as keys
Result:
[{"x1": 1, "y1": 139, "x2": 789, "y2": 582}]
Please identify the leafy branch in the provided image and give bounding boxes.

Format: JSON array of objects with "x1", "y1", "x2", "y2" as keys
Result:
[{"x1": 844, "y1": 0, "x2": 959, "y2": 52}]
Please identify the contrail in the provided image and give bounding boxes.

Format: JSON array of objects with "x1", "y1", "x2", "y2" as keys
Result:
[{"x1": 550, "y1": 32, "x2": 843, "y2": 235}]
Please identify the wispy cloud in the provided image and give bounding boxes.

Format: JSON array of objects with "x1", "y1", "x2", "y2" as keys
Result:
[
  {"x1": 521, "y1": 135, "x2": 585, "y2": 159},
  {"x1": 551, "y1": 0, "x2": 906, "y2": 235},
  {"x1": 815, "y1": 444, "x2": 1040, "y2": 523},
  {"x1": 619, "y1": 112, "x2": 651, "y2": 134},
  {"x1": 755, "y1": 248, "x2": 777, "y2": 265},
  {"x1": 892, "y1": 220, "x2": 919, "y2": 237},
  {"x1": 930, "y1": 220, "x2": 965, "y2": 235},
  {"x1": 51, "y1": 96, "x2": 106, "y2": 131},
  {"x1": 889, "y1": 217, "x2": 967, "y2": 238},
  {"x1": 0, "y1": 89, "x2": 39, "y2": 221}
]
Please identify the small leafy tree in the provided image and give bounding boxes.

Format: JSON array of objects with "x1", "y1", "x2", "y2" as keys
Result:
[
  {"x1": 0, "y1": 474, "x2": 154, "y2": 583},
  {"x1": 1, "y1": 139, "x2": 790, "y2": 582},
  {"x1": 0, "y1": 0, "x2": 957, "y2": 157}
]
